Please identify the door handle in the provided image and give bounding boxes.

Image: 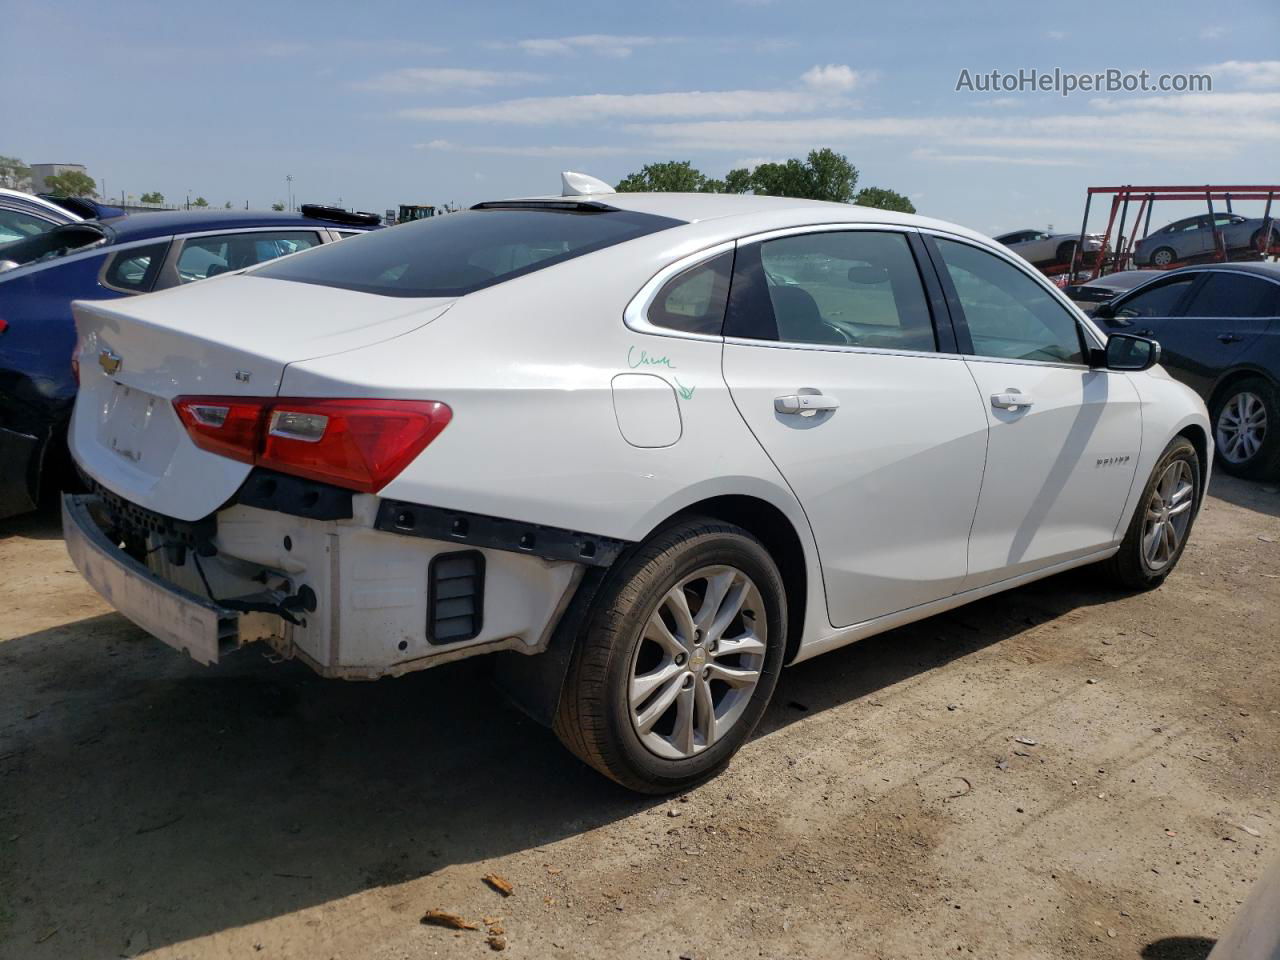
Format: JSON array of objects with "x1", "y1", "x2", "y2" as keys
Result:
[
  {"x1": 775, "y1": 393, "x2": 840, "y2": 415},
  {"x1": 1136, "y1": 328, "x2": 1155, "y2": 337},
  {"x1": 1217, "y1": 333, "x2": 1244, "y2": 344},
  {"x1": 991, "y1": 392, "x2": 1034, "y2": 410}
]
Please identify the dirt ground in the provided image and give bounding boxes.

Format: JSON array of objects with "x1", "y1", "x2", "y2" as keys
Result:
[{"x1": 1, "y1": 475, "x2": 1277, "y2": 960}]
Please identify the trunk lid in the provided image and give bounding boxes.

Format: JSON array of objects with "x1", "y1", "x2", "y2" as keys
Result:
[{"x1": 70, "y1": 275, "x2": 453, "y2": 521}]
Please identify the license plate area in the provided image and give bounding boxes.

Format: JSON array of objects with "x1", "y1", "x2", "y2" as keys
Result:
[{"x1": 94, "y1": 383, "x2": 183, "y2": 476}]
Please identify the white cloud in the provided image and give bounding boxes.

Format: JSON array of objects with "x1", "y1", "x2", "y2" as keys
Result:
[
  {"x1": 358, "y1": 67, "x2": 543, "y2": 93},
  {"x1": 418, "y1": 140, "x2": 628, "y2": 157},
  {"x1": 1045, "y1": 30, "x2": 1067, "y2": 40},
  {"x1": 1199, "y1": 25, "x2": 1228, "y2": 39},
  {"x1": 1089, "y1": 91, "x2": 1280, "y2": 113},
  {"x1": 801, "y1": 64, "x2": 865, "y2": 93},
  {"x1": 1204, "y1": 59, "x2": 1280, "y2": 89},
  {"x1": 911, "y1": 148, "x2": 1087, "y2": 167},
  {"x1": 502, "y1": 34, "x2": 678, "y2": 58},
  {"x1": 399, "y1": 89, "x2": 841, "y2": 125}
]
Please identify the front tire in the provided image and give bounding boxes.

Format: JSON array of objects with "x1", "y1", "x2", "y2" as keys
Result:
[
  {"x1": 1099, "y1": 436, "x2": 1201, "y2": 590},
  {"x1": 1151, "y1": 246, "x2": 1176, "y2": 268},
  {"x1": 1213, "y1": 377, "x2": 1280, "y2": 478},
  {"x1": 553, "y1": 518, "x2": 786, "y2": 793},
  {"x1": 1055, "y1": 240, "x2": 1078, "y2": 264}
]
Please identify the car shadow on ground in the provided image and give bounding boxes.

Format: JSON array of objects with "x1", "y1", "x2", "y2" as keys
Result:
[
  {"x1": 1, "y1": 555, "x2": 1136, "y2": 957},
  {"x1": 1207, "y1": 472, "x2": 1280, "y2": 519}
]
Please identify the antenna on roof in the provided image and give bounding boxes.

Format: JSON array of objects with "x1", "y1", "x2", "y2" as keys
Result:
[{"x1": 561, "y1": 171, "x2": 615, "y2": 197}]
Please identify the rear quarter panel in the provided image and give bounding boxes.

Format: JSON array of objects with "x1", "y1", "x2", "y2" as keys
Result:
[{"x1": 279, "y1": 227, "x2": 833, "y2": 638}]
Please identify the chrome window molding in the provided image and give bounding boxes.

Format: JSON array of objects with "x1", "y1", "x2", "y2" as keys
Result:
[
  {"x1": 922, "y1": 227, "x2": 1110, "y2": 349},
  {"x1": 622, "y1": 239, "x2": 737, "y2": 342}
]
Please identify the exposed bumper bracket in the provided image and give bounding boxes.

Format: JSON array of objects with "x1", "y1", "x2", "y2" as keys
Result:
[{"x1": 374, "y1": 500, "x2": 629, "y2": 568}]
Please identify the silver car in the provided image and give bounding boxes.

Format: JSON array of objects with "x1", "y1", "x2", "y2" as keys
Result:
[
  {"x1": 1134, "y1": 213, "x2": 1280, "y2": 267},
  {"x1": 994, "y1": 228, "x2": 1102, "y2": 266}
]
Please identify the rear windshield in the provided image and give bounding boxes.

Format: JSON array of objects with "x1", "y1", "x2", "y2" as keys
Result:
[
  {"x1": 252, "y1": 206, "x2": 684, "y2": 298},
  {"x1": 0, "y1": 223, "x2": 106, "y2": 266}
]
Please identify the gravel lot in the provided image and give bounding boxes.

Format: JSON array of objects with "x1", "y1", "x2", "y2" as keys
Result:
[{"x1": 1, "y1": 475, "x2": 1277, "y2": 960}]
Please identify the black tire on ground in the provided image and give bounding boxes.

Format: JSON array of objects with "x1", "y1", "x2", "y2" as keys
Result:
[
  {"x1": 1212, "y1": 377, "x2": 1280, "y2": 479},
  {"x1": 553, "y1": 517, "x2": 787, "y2": 793},
  {"x1": 1055, "y1": 240, "x2": 1078, "y2": 264},
  {"x1": 1098, "y1": 436, "x2": 1201, "y2": 590}
]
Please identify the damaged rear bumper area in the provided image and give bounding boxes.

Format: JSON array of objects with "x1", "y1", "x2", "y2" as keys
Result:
[{"x1": 62, "y1": 485, "x2": 606, "y2": 679}]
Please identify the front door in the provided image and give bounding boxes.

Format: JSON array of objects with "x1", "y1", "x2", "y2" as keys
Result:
[
  {"x1": 720, "y1": 228, "x2": 989, "y2": 627},
  {"x1": 1114, "y1": 270, "x2": 1279, "y2": 398},
  {"x1": 927, "y1": 235, "x2": 1143, "y2": 589}
]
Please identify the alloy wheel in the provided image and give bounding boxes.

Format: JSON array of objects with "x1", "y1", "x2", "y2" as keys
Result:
[
  {"x1": 628, "y1": 565, "x2": 767, "y2": 760},
  {"x1": 1217, "y1": 391, "x2": 1268, "y2": 465},
  {"x1": 1141, "y1": 459, "x2": 1196, "y2": 572}
]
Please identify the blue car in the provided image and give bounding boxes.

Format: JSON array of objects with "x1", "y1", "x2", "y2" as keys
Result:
[{"x1": 0, "y1": 204, "x2": 380, "y2": 518}]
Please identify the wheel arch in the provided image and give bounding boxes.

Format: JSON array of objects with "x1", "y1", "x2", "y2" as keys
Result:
[
  {"x1": 1175, "y1": 421, "x2": 1211, "y2": 507},
  {"x1": 659, "y1": 494, "x2": 811, "y2": 665},
  {"x1": 1207, "y1": 367, "x2": 1275, "y2": 418}
]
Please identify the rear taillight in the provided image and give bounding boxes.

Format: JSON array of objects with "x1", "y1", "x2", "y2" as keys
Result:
[{"x1": 173, "y1": 396, "x2": 451, "y2": 493}]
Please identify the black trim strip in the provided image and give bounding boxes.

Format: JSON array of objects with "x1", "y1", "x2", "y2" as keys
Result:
[{"x1": 375, "y1": 500, "x2": 629, "y2": 567}]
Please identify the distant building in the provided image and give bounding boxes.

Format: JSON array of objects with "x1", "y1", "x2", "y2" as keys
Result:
[{"x1": 30, "y1": 162, "x2": 88, "y2": 192}]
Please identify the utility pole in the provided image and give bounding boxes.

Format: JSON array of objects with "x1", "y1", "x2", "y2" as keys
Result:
[{"x1": 286, "y1": 174, "x2": 294, "y2": 212}]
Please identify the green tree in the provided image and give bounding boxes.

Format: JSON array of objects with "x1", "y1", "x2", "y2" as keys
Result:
[
  {"x1": 617, "y1": 160, "x2": 712, "y2": 193},
  {"x1": 749, "y1": 148, "x2": 859, "y2": 203},
  {"x1": 43, "y1": 170, "x2": 97, "y2": 198},
  {"x1": 224, "y1": 201, "x2": 232, "y2": 209},
  {"x1": 192, "y1": 196, "x2": 209, "y2": 208},
  {"x1": 139, "y1": 191, "x2": 165, "y2": 205},
  {"x1": 854, "y1": 186, "x2": 916, "y2": 214},
  {"x1": 0, "y1": 155, "x2": 30, "y2": 188},
  {"x1": 271, "y1": 202, "x2": 286, "y2": 211},
  {"x1": 723, "y1": 167, "x2": 753, "y2": 194}
]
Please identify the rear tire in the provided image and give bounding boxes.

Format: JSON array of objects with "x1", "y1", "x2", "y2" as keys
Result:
[
  {"x1": 553, "y1": 518, "x2": 786, "y2": 793},
  {"x1": 1212, "y1": 377, "x2": 1280, "y2": 479},
  {"x1": 1098, "y1": 436, "x2": 1201, "y2": 590}
]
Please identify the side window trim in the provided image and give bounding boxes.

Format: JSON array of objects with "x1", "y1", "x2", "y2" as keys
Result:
[
  {"x1": 98, "y1": 239, "x2": 173, "y2": 294},
  {"x1": 623, "y1": 239, "x2": 738, "y2": 342},
  {"x1": 921, "y1": 231, "x2": 1093, "y2": 367}
]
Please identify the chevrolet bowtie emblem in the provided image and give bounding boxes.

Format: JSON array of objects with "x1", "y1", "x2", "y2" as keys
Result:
[{"x1": 98, "y1": 349, "x2": 122, "y2": 376}]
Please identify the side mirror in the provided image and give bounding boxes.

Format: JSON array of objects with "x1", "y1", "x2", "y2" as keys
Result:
[{"x1": 1103, "y1": 333, "x2": 1161, "y2": 372}]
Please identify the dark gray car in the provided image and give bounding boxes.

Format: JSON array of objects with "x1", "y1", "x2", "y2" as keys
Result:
[
  {"x1": 1093, "y1": 263, "x2": 1280, "y2": 477},
  {"x1": 1134, "y1": 213, "x2": 1280, "y2": 267}
]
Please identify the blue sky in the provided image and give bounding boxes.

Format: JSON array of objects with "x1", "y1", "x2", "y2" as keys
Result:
[{"x1": 3, "y1": 0, "x2": 1278, "y2": 235}]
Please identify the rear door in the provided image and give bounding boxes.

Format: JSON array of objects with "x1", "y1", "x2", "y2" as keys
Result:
[
  {"x1": 1131, "y1": 271, "x2": 1280, "y2": 397},
  {"x1": 721, "y1": 226, "x2": 989, "y2": 627},
  {"x1": 925, "y1": 234, "x2": 1142, "y2": 588}
]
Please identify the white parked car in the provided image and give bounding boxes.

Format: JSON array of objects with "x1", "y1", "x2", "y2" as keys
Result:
[
  {"x1": 994, "y1": 228, "x2": 1103, "y2": 266},
  {"x1": 64, "y1": 174, "x2": 1210, "y2": 792}
]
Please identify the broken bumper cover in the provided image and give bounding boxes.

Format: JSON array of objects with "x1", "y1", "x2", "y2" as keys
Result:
[{"x1": 62, "y1": 493, "x2": 238, "y2": 665}]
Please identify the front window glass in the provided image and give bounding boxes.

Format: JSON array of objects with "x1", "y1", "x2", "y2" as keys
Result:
[
  {"x1": 935, "y1": 238, "x2": 1083, "y2": 364},
  {"x1": 0, "y1": 209, "x2": 55, "y2": 244},
  {"x1": 1115, "y1": 277, "x2": 1196, "y2": 319}
]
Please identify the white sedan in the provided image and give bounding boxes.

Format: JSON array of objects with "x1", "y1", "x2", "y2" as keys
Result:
[{"x1": 64, "y1": 174, "x2": 1210, "y2": 792}]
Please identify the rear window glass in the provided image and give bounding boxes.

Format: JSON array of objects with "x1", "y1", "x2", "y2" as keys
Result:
[
  {"x1": 252, "y1": 206, "x2": 684, "y2": 298},
  {"x1": 0, "y1": 223, "x2": 105, "y2": 267}
]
